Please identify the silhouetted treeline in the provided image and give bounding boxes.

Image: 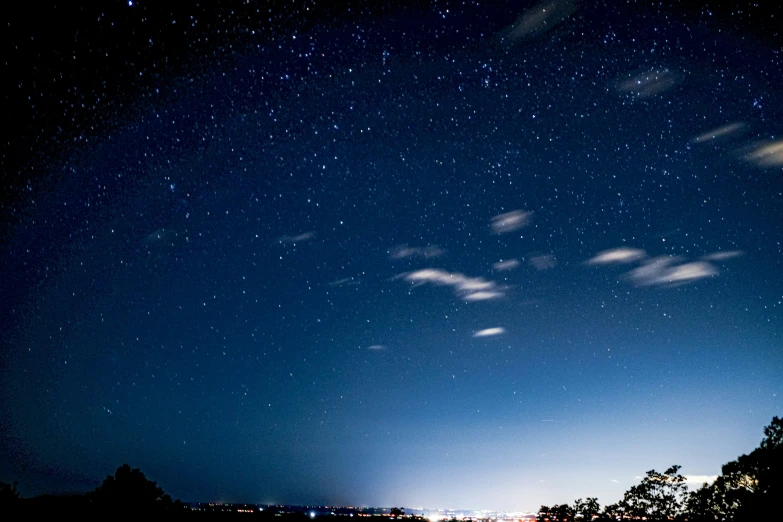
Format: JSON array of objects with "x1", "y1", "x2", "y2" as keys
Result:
[
  {"x1": 1, "y1": 417, "x2": 780, "y2": 519},
  {"x1": 537, "y1": 416, "x2": 783, "y2": 521},
  {"x1": 0, "y1": 463, "x2": 428, "y2": 519}
]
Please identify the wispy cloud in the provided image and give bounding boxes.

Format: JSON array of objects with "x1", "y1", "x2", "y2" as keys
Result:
[
  {"x1": 617, "y1": 68, "x2": 680, "y2": 98},
  {"x1": 625, "y1": 257, "x2": 717, "y2": 287},
  {"x1": 742, "y1": 139, "x2": 783, "y2": 167},
  {"x1": 703, "y1": 250, "x2": 744, "y2": 261},
  {"x1": 328, "y1": 277, "x2": 360, "y2": 287},
  {"x1": 277, "y1": 231, "x2": 315, "y2": 244},
  {"x1": 587, "y1": 248, "x2": 646, "y2": 265},
  {"x1": 367, "y1": 345, "x2": 387, "y2": 351},
  {"x1": 530, "y1": 254, "x2": 557, "y2": 271},
  {"x1": 500, "y1": 0, "x2": 577, "y2": 41},
  {"x1": 692, "y1": 122, "x2": 746, "y2": 143},
  {"x1": 389, "y1": 244, "x2": 445, "y2": 259},
  {"x1": 473, "y1": 327, "x2": 506, "y2": 338},
  {"x1": 493, "y1": 259, "x2": 521, "y2": 271},
  {"x1": 397, "y1": 268, "x2": 505, "y2": 302},
  {"x1": 464, "y1": 291, "x2": 505, "y2": 301},
  {"x1": 685, "y1": 475, "x2": 718, "y2": 485},
  {"x1": 491, "y1": 210, "x2": 531, "y2": 234}
]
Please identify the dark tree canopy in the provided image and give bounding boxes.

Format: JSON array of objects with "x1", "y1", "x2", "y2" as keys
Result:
[
  {"x1": 542, "y1": 417, "x2": 783, "y2": 522},
  {"x1": 89, "y1": 464, "x2": 182, "y2": 513},
  {"x1": 686, "y1": 416, "x2": 783, "y2": 521},
  {"x1": 0, "y1": 481, "x2": 19, "y2": 505}
]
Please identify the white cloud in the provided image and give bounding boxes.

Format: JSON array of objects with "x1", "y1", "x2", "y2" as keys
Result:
[
  {"x1": 587, "y1": 247, "x2": 646, "y2": 265},
  {"x1": 367, "y1": 345, "x2": 387, "y2": 351},
  {"x1": 493, "y1": 259, "x2": 520, "y2": 271},
  {"x1": 703, "y1": 250, "x2": 744, "y2": 261},
  {"x1": 626, "y1": 257, "x2": 718, "y2": 287},
  {"x1": 491, "y1": 210, "x2": 531, "y2": 234},
  {"x1": 685, "y1": 475, "x2": 719, "y2": 485},
  {"x1": 390, "y1": 244, "x2": 445, "y2": 259},
  {"x1": 397, "y1": 268, "x2": 505, "y2": 301},
  {"x1": 278, "y1": 231, "x2": 315, "y2": 244},
  {"x1": 473, "y1": 327, "x2": 506, "y2": 337},
  {"x1": 666, "y1": 262, "x2": 718, "y2": 283}
]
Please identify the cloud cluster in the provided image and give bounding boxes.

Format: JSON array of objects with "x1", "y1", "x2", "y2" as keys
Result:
[
  {"x1": 491, "y1": 210, "x2": 531, "y2": 234},
  {"x1": 389, "y1": 244, "x2": 445, "y2": 259},
  {"x1": 691, "y1": 120, "x2": 783, "y2": 169},
  {"x1": 473, "y1": 327, "x2": 506, "y2": 338},
  {"x1": 587, "y1": 247, "x2": 742, "y2": 287},
  {"x1": 626, "y1": 257, "x2": 717, "y2": 287},
  {"x1": 397, "y1": 268, "x2": 505, "y2": 301}
]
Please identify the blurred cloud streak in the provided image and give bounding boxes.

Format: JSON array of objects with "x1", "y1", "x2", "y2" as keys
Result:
[
  {"x1": 742, "y1": 139, "x2": 783, "y2": 167},
  {"x1": 530, "y1": 254, "x2": 557, "y2": 271},
  {"x1": 692, "y1": 122, "x2": 747, "y2": 143},
  {"x1": 390, "y1": 244, "x2": 445, "y2": 259},
  {"x1": 473, "y1": 327, "x2": 506, "y2": 338},
  {"x1": 493, "y1": 259, "x2": 521, "y2": 271},
  {"x1": 625, "y1": 257, "x2": 717, "y2": 287},
  {"x1": 501, "y1": 0, "x2": 576, "y2": 41},
  {"x1": 491, "y1": 210, "x2": 531, "y2": 234},
  {"x1": 587, "y1": 248, "x2": 646, "y2": 265},
  {"x1": 703, "y1": 250, "x2": 744, "y2": 261},
  {"x1": 617, "y1": 68, "x2": 680, "y2": 98},
  {"x1": 277, "y1": 231, "x2": 315, "y2": 244}
]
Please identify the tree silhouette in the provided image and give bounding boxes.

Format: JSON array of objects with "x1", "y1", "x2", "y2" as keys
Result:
[
  {"x1": 572, "y1": 497, "x2": 600, "y2": 520},
  {"x1": 0, "y1": 481, "x2": 19, "y2": 509},
  {"x1": 536, "y1": 503, "x2": 574, "y2": 521},
  {"x1": 619, "y1": 465, "x2": 687, "y2": 521},
  {"x1": 539, "y1": 417, "x2": 782, "y2": 522},
  {"x1": 89, "y1": 464, "x2": 182, "y2": 513},
  {"x1": 390, "y1": 507, "x2": 405, "y2": 517},
  {"x1": 686, "y1": 416, "x2": 783, "y2": 521}
]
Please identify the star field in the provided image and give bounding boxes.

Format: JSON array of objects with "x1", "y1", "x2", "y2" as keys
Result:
[{"x1": 1, "y1": 0, "x2": 781, "y2": 511}]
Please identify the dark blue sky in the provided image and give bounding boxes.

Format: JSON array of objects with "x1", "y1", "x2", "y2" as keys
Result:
[{"x1": 1, "y1": 0, "x2": 781, "y2": 512}]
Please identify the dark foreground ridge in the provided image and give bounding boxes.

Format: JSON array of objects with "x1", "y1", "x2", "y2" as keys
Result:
[{"x1": 1, "y1": 417, "x2": 781, "y2": 520}]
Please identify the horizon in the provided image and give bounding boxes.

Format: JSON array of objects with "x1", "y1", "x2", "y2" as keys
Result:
[{"x1": 2, "y1": 0, "x2": 781, "y2": 514}]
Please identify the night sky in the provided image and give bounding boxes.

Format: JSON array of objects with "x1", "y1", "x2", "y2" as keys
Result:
[{"x1": 2, "y1": 0, "x2": 782, "y2": 512}]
